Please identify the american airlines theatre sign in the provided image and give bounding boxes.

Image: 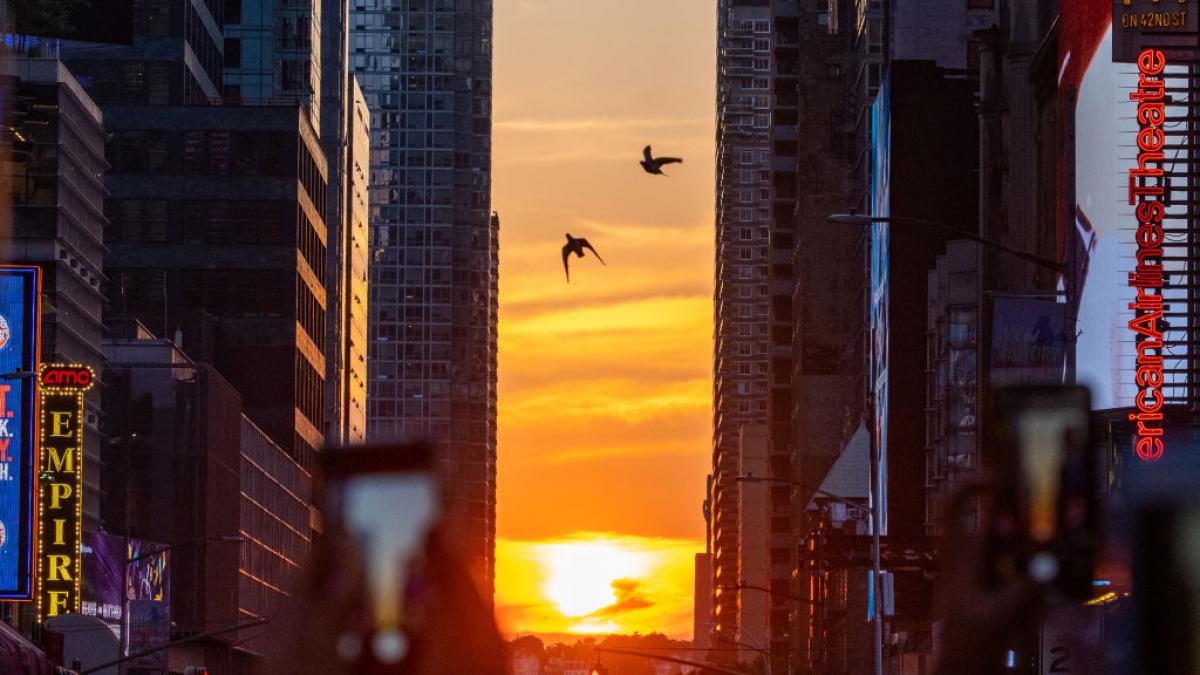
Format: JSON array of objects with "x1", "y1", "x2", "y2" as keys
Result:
[{"x1": 1126, "y1": 47, "x2": 1169, "y2": 463}]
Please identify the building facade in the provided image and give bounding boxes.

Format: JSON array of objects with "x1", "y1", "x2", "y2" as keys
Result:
[
  {"x1": 350, "y1": 0, "x2": 497, "y2": 596},
  {"x1": 102, "y1": 330, "x2": 245, "y2": 671},
  {"x1": 223, "y1": 0, "x2": 323, "y2": 127},
  {"x1": 712, "y1": 0, "x2": 775, "y2": 650},
  {"x1": 712, "y1": 3, "x2": 801, "y2": 667},
  {"x1": 1, "y1": 57, "x2": 107, "y2": 528},
  {"x1": 237, "y1": 415, "x2": 312, "y2": 663},
  {"x1": 99, "y1": 103, "x2": 329, "y2": 469}
]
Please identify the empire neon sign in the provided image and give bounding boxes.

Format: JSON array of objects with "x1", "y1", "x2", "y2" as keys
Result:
[
  {"x1": 1127, "y1": 48, "x2": 1168, "y2": 462},
  {"x1": 36, "y1": 363, "x2": 94, "y2": 620}
]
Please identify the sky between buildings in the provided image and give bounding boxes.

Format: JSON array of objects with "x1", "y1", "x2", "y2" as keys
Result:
[{"x1": 491, "y1": 0, "x2": 716, "y2": 638}]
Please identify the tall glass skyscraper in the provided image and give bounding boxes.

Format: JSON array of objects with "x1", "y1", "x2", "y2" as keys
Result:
[{"x1": 350, "y1": 0, "x2": 497, "y2": 599}]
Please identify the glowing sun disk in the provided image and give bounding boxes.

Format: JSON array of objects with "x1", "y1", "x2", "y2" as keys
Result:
[{"x1": 539, "y1": 541, "x2": 650, "y2": 617}]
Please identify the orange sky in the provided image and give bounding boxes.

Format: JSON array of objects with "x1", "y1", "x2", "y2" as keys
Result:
[{"x1": 492, "y1": 0, "x2": 716, "y2": 639}]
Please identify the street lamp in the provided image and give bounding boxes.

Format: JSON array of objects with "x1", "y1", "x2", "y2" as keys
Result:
[
  {"x1": 825, "y1": 214, "x2": 1065, "y2": 273},
  {"x1": 126, "y1": 535, "x2": 245, "y2": 565},
  {"x1": 734, "y1": 475, "x2": 865, "y2": 510},
  {"x1": 717, "y1": 582, "x2": 815, "y2": 606}
]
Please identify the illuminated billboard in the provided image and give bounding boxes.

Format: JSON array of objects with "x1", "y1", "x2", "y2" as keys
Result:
[
  {"x1": 1063, "y1": 0, "x2": 1193, "y2": 435},
  {"x1": 869, "y1": 76, "x2": 891, "y2": 535},
  {"x1": 0, "y1": 266, "x2": 40, "y2": 599},
  {"x1": 37, "y1": 363, "x2": 95, "y2": 620}
]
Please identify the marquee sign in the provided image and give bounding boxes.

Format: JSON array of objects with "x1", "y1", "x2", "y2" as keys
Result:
[
  {"x1": 36, "y1": 362, "x2": 94, "y2": 620},
  {"x1": 0, "y1": 267, "x2": 40, "y2": 599},
  {"x1": 1126, "y1": 49, "x2": 1168, "y2": 462},
  {"x1": 1113, "y1": 0, "x2": 1198, "y2": 62}
]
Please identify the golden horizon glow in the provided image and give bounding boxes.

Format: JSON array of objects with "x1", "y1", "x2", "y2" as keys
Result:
[
  {"x1": 495, "y1": 533, "x2": 701, "y2": 639},
  {"x1": 494, "y1": 0, "x2": 715, "y2": 639}
]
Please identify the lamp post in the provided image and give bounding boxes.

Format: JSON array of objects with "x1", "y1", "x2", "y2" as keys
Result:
[
  {"x1": 827, "y1": 213, "x2": 1070, "y2": 675},
  {"x1": 825, "y1": 214, "x2": 1066, "y2": 274}
]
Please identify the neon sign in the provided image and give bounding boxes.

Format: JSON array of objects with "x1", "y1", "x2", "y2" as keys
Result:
[
  {"x1": 36, "y1": 362, "x2": 94, "y2": 620},
  {"x1": 1127, "y1": 48, "x2": 1168, "y2": 462},
  {"x1": 0, "y1": 266, "x2": 40, "y2": 599}
]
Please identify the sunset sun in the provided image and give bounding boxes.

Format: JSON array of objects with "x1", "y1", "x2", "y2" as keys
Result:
[
  {"x1": 494, "y1": 534, "x2": 699, "y2": 639},
  {"x1": 540, "y1": 541, "x2": 650, "y2": 617}
]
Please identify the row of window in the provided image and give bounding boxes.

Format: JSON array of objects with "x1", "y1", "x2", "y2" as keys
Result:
[{"x1": 106, "y1": 199, "x2": 293, "y2": 245}]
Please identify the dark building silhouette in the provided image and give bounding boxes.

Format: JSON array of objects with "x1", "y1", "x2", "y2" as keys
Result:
[
  {"x1": 61, "y1": 0, "x2": 224, "y2": 106},
  {"x1": 102, "y1": 328, "x2": 244, "y2": 671},
  {"x1": 98, "y1": 103, "x2": 329, "y2": 467},
  {"x1": 1, "y1": 57, "x2": 107, "y2": 528},
  {"x1": 103, "y1": 325, "x2": 311, "y2": 673}
]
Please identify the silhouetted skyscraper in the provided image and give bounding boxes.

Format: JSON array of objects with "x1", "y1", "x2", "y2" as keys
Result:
[{"x1": 350, "y1": 0, "x2": 497, "y2": 598}]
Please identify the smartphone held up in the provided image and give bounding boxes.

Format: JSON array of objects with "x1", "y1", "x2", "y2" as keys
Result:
[
  {"x1": 319, "y1": 443, "x2": 440, "y2": 672},
  {"x1": 986, "y1": 386, "x2": 1097, "y2": 601}
]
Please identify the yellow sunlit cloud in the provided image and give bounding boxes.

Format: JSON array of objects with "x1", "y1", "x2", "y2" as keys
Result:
[{"x1": 495, "y1": 534, "x2": 702, "y2": 639}]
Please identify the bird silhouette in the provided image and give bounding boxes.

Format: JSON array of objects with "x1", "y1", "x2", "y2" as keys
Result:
[
  {"x1": 562, "y1": 233, "x2": 606, "y2": 282},
  {"x1": 640, "y1": 145, "x2": 683, "y2": 176}
]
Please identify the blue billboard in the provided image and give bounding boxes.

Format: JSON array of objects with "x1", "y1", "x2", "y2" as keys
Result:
[
  {"x1": 0, "y1": 266, "x2": 40, "y2": 598},
  {"x1": 869, "y1": 77, "x2": 891, "y2": 535}
]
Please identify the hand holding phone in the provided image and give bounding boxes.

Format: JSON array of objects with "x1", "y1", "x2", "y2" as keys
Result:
[{"x1": 988, "y1": 386, "x2": 1096, "y2": 601}]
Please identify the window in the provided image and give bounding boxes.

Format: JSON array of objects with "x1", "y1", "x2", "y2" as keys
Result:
[
  {"x1": 753, "y1": 58, "x2": 770, "y2": 71},
  {"x1": 225, "y1": 0, "x2": 242, "y2": 23},
  {"x1": 752, "y1": 20, "x2": 769, "y2": 33},
  {"x1": 738, "y1": 150, "x2": 753, "y2": 164},
  {"x1": 738, "y1": 209, "x2": 753, "y2": 223},
  {"x1": 967, "y1": 39, "x2": 982, "y2": 74},
  {"x1": 753, "y1": 39, "x2": 769, "y2": 51},
  {"x1": 224, "y1": 38, "x2": 241, "y2": 68},
  {"x1": 753, "y1": 115, "x2": 769, "y2": 128},
  {"x1": 740, "y1": 228, "x2": 752, "y2": 240},
  {"x1": 752, "y1": 77, "x2": 769, "y2": 89},
  {"x1": 740, "y1": 190, "x2": 754, "y2": 204}
]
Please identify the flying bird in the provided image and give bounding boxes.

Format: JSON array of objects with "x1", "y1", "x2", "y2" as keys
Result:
[
  {"x1": 562, "y1": 233, "x2": 606, "y2": 282},
  {"x1": 640, "y1": 145, "x2": 683, "y2": 176}
]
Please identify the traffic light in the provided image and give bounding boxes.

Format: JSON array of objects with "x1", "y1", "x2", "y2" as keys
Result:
[{"x1": 183, "y1": 667, "x2": 209, "y2": 675}]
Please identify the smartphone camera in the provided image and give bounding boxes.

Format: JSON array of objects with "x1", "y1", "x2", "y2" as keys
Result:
[
  {"x1": 320, "y1": 443, "x2": 439, "y2": 669},
  {"x1": 989, "y1": 386, "x2": 1096, "y2": 600}
]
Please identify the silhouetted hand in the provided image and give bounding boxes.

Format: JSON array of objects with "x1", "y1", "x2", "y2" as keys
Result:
[
  {"x1": 934, "y1": 483, "x2": 1039, "y2": 675},
  {"x1": 271, "y1": 526, "x2": 505, "y2": 675}
]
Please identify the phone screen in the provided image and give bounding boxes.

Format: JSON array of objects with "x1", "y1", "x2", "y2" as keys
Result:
[
  {"x1": 320, "y1": 444, "x2": 439, "y2": 668},
  {"x1": 342, "y1": 474, "x2": 437, "y2": 647},
  {"x1": 990, "y1": 386, "x2": 1095, "y2": 599}
]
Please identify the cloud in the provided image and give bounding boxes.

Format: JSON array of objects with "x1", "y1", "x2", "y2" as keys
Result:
[
  {"x1": 586, "y1": 578, "x2": 655, "y2": 618},
  {"x1": 495, "y1": 116, "x2": 710, "y2": 133}
]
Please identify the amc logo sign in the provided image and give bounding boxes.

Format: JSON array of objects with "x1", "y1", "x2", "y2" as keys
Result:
[{"x1": 39, "y1": 365, "x2": 94, "y2": 392}]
